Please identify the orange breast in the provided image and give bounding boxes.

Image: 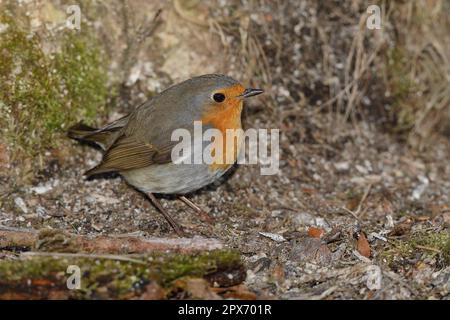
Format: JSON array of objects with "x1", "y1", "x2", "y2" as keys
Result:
[{"x1": 201, "y1": 84, "x2": 245, "y2": 170}]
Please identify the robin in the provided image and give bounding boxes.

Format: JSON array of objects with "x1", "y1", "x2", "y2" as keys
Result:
[{"x1": 68, "y1": 74, "x2": 263, "y2": 236}]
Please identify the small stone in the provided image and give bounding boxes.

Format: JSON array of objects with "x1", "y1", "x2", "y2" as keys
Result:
[
  {"x1": 30, "y1": 183, "x2": 53, "y2": 195},
  {"x1": 291, "y1": 211, "x2": 315, "y2": 227},
  {"x1": 14, "y1": 197, "x2": 28, "y2": 214},
  {"x1": 0, "y1": 23, "x2": 9, "y2": 34},
  {"x1": 334, "y1": 161, "x2": 350, "y2": 172},
  {"x1": 259, "y1": 232, "x2": 286, "y2": 242}
]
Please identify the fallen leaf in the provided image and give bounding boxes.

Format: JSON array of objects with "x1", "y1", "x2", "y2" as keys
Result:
[
  {"x1": 140, "y1": 281, "x2": 166, "y2": 300},
  {"x1": 345, "y1": 197, "x2": 360, "y2": 211},
  {"x1": 31, "y1": 278, "x2": 55, "y2": 287},
  {"x1": 301, "y1": 188, "x2": 317, "y2": 195},
  {"x1": 173, "y1": 278, "x2": 221, "y2": 300},
  {"x1": 414, "y1": 216, "x2": 430, "y2": 222},
  {"x1": 272, "y1": 264, "x2": 285, "y2": 285},
  {"x1": 388, "y1": 219, "x2": 413, "y2": 236},
  {"x1": 264, "y1": 13, "x2": 273, "y2": 22},
  {"x1": 356, "y1": 232, "x2": 371, "y2": 258},
  {"x1": 212, "y1": 284, "x2": 257, "y2": 300},
  {"x1": 308, "y1": 227, "x2": 324, "y2": 238},
  {"x1": 380, "y1": 198, "x2": 395, "y2": 216},
  {"x1": 430, "y1": 204, "x2": 450, "y2": 218}
]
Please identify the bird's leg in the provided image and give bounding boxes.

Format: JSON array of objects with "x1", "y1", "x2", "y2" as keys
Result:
[
  {"x1": 147, "y1": 193, "x2": 185, "y2": 237},
  {"x1": 179, "y1": 196, "x2": 214, "y2": 223}
]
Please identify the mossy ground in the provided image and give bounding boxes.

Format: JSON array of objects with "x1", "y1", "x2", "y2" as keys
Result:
[
  {"x1": 0, "y1": 250, "x2": 242, "y2": 299},
  {"x1": 380, "y1": 231, "x2": 450, "y2": 268},
  {"x1": 0, "y1": 11, "x2": 108, "y2": 178}
]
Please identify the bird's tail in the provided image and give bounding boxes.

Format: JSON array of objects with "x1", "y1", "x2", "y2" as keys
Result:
[
  {"x1": 68, "y1": 115, "x2": 129, "y2": 151},
  {"x1": 68, "y1": 123, "x2": 112, "y2": 150}
]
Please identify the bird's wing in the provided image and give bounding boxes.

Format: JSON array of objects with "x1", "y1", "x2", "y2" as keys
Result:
[
  {"x1": 85, "y1": 93, "x2": 202, "y2": 176},
  {"x1": 85, "y1": 135, "x2": 175, "y2": 176}
]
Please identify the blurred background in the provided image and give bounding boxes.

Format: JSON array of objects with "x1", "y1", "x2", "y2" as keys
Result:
[{"x1": 0, "y1": 0, "x2": 449, "y2": 299}]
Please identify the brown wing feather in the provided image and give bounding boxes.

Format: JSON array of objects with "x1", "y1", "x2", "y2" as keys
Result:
[{"x1": 85, "y1": 135, "x2": 174, "y2": 176}]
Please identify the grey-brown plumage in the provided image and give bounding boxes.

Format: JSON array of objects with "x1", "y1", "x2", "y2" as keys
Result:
[
  {"x1": 68, "y1": 74, "x2": 242, "y2": 192},
  {"x1": 68, "y1": 74, "x2": 263, "y2": 235}
]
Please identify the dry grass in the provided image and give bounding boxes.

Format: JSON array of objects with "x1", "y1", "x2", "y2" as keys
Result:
[
  {"x1": 383, "y1": 0, "x2": 450, "y2": 148},
  {"x1": 205, "y1": 0, "x2": 449, "y2": 147}
]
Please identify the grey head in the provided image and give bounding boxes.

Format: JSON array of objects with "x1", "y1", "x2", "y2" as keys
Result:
[
  {"x1": 125, "y1": 74, "x2": 242, "y2": 141},
  {"x1": 153, "y1": 74, "x2": 241, "y2": 112}
]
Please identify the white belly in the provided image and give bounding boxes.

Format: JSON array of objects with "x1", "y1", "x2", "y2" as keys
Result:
[{"x1": 121, "y1": 163, "x2": 229, "y2": 194}]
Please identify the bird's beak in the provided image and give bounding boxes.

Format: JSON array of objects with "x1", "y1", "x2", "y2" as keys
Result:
[{"x1": 240, "y1": 88, "x2": 264, "y2": 98}]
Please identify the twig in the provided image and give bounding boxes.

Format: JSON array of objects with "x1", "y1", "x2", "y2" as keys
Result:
[
  {"x1": 341, "y1": 183, "x2": 372, "y2": 222},
  {"x1": 341, "y1": 206, "x2": 362, "y2": 223},
  {"x1": 0, "y1": 225, "x2": 38, "y2": 233},
  {"x1": 21, "y1": 252, "x2": 147, "y2": 264},
  {"x1": 355, "y1": 184, "x2": 372, "y2": 216},
  {"x1": 414, "y1": 245, "x2": 442, "y2": 254},
  {"x1": 136, "y1": 9, "x2": 162, "y2": 43},
  {"x1": 0, "y1": 228, "x2": 224, "y2": 254}
]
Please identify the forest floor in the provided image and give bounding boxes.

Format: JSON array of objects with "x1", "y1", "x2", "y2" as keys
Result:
[
  {"x1": 2, "y1": 111, "x2": 449, "y2": 299},
  {"x1": 0, "y1": 0, "x2": 449, "y2": 299}
]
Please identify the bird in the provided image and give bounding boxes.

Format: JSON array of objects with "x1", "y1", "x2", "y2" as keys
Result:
[{"x1": 68, "y1": 74, "x2": 264, "y2": 236}]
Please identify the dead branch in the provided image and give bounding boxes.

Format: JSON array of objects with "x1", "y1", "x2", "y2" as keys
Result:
[
  {"x1": 0, "y1": 226, "x2": 245, "y2": 299},
  {"x1": 0, "y1": 226, "x2": 224, "y2": 254}
]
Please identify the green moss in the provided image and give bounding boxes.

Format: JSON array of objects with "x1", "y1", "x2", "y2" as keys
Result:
[
  {"x1": 385, "y1": 47, "x2": 418, "y2": 132},
  {"x1": 380, "y1": 231, "x2": 450, "y2": 267},
  {"x1": 154, "y1": 250, "x2": 241, "y2": 285},
  {"x1": 0, "y1": 11, "x2": 108, "y2": 170},
  {"x1": 0, "y1": 250, "x2": 243, "y2": 299},
  {"x1": 232, "y1": 202, "x2": 254, "y2": 216},
  {"x1": 53, "y1": 32, "x2": 108, "y2": 124},
  {"x1": 412, "y1": 232, "x2": 450, "y2": 263}
]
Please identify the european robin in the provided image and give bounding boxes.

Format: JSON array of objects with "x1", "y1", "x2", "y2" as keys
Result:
[{"x1": 68, "y1": 74, "x2": 263, "y2": 236}]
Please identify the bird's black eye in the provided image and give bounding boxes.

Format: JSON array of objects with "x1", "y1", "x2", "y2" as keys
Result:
[{"x1": 213, "y1": 93, "x2": 226, "y2": 103}]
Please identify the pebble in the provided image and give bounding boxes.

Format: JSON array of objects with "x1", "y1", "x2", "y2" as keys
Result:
[{"x1": 14, "y1": 197, "x2": 28, "y2": 214}]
